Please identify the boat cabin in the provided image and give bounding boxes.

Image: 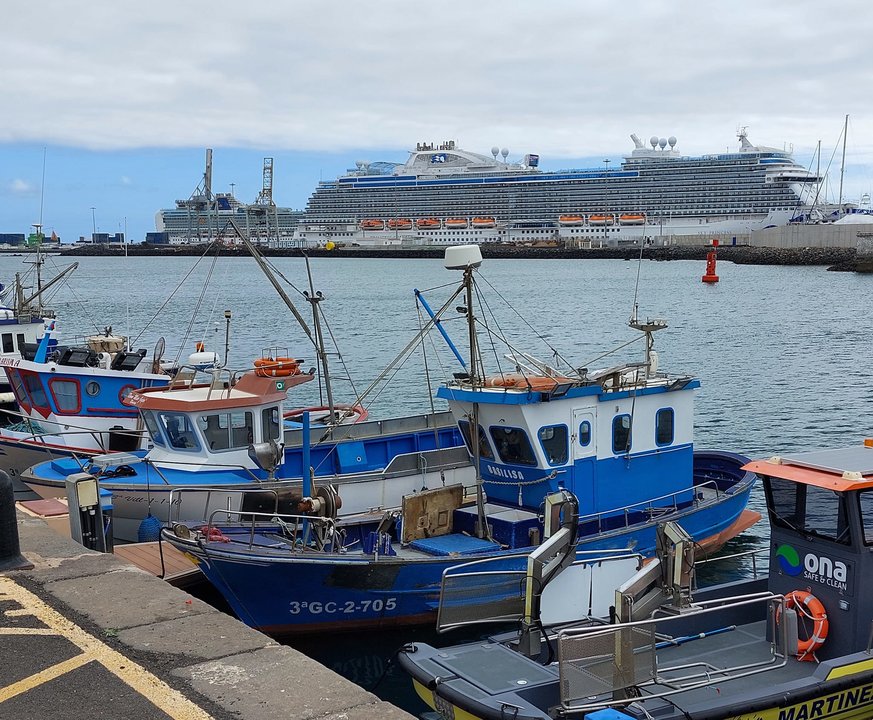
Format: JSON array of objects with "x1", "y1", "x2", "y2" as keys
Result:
[
  {"x1": 125, "y1": 371, "x2": 303, "y2": 468},
  {"x1": 749, "y1": 444, "x2": 873, "y2": 661},
  {"x1": 439, "y1": 367, "x2": 698, "y2": 518}
]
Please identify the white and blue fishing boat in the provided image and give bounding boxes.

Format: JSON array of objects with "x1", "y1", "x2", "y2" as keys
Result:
[
  {"x1": 19, "y1": 358, "x2": 470, "y2": 543},
  {"x1": 0, "y1": 328, "x2": 170, "y2": 480},
  {"x1": 399, "y1": 440, "x2": 873, "y2": 720},
  {"x1": 159, "y1": 245, "x2": 758, "y2": 634}
]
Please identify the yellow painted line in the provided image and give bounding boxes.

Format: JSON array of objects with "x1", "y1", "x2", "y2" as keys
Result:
[
  {"x1": 4, "y1": 608, "x2": 34, "y2": 616},
  {"x1": 0, "y1": 576, "x2": 213, "y2": 719},
  {"x1": 0, "y1": 628, "x2": 58, "y2": 636},
  {"x1": 827, "y1": 657, "x2": 873, "y2": 681},
  {"x1": 0, "y1": 653, "x2": 95, "y2": 703}
]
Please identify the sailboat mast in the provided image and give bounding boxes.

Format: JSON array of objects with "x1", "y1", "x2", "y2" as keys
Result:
[{"x1": 839, "y1": 114, "x2": 848, "y2": 212}]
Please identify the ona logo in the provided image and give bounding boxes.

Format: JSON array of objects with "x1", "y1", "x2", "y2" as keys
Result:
[{"x1": 776, "y1": 544, "x2": 801, "y2": 575}]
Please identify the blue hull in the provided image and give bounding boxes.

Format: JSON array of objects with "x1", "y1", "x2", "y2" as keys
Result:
[{"x1": 166, "y1": 453, "x2": 756, "y2": 634}]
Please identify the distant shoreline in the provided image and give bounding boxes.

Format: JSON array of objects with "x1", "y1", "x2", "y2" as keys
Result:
[{"x1": 23, "y1": 243, "x2": 861, "y2": 270}]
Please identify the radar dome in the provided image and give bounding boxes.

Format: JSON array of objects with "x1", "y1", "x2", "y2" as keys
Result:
[
  {"x1": 491, "y1": 146, "x2": 500, "y2": 158},
  {"x1": 501, "y1": 148, "x2": 509, "y2": 159},
  {"x1": 355, "y1": 160, "x2": 364, "y2": 169},
  {"x1": 658, "y1": 138, "x2": 668, "y2": 149},
  {"x1": 668, "y1": 136, "x2": 677, "y2": 148},
  {"x1": 650, "y1": 136, "x2": 659, "y2": 148}
]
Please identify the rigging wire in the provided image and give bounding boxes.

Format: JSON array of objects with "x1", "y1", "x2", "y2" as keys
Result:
[
  {"x1": 131, "y1": 243, "x2": 217, "y2": 346},
  {"x1": 172, "y1": 250, "x2": 220, "y2": 366}
]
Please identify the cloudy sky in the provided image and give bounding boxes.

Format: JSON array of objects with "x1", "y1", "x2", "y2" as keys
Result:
[{"x1": 2, "y1": 0, "x2": 872, "y2": 241}]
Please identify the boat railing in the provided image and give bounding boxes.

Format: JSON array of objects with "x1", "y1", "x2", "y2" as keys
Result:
[
  {"x1": 436, "y1": 550, "x2": 642, "y2": 633},
  {"x1": 167, "y1": 486, "x2": 281, "y2": 529},
  {"x1": 694, "y1": 547, "x2": 769, "y2": 579},
  {"x1": 283, "y1": 410, "x2": 457, "y2": 446},
  {"x1": 200, "y1": 507, "x2": 338, "y2": 552},
  {"x1": 556, "y1": 591, "x2": 788, "y2": 713},
  {"x1": 575, "y1": 479, "x2": 721, "y2": 535},
  {"x1": 137, "y1": 457, "x2": 264, "y2": 485}
]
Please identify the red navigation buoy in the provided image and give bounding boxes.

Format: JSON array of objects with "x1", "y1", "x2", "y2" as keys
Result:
[{"x1": 702, "y1": 239, "x2": 719, "y2": 283}]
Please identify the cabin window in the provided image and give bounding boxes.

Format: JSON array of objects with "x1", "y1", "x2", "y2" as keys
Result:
[
  {"x1": 197, "y1": 411, "x2": 254, "y2": 452},
  {"x1": 612, "y1": 414, "x2": 632, "y2": 454},
  {"x1": 85, "y1": 381, "x2": 100, "y2": 397},
  {"x1": 15, "y1": 334, "x2": 25, "y2": 351},
  {"x1": 21, "y1": 372, "x2": 49, "y2": 412},
  {"x1": 118, "y1": 384, "x2": 136, "y2": 404},
  {"x1": 158, "y1": 412, "x2": 201, "y2": 452},
  {"x1": 579, "y1": 421, "x2": 591, "y2": 447},
  {"x1": 538, "y1": 425, "x2": 569, "y2": 465},
  {"x1": 458, "y1": 420, "x2": 494, "y2": 460},
  {"x1": 141, "y1": 410, "x2": 165, "y2": 447},
  {"x1": 261, "y1": 406, "x2": 280, "y2": 443},
  {"x1": 857, "y1": 490, "x2": 873, "y2": 545},
  {"x1": 490, "y1": 426, "x2": 537, "y2": 466},
  {"x1": 48, "y1": 379, "x2": 81, "y2": 414},
  {"x1": 7, "y1": 370, "x2": 30, "y2": 411},
  {"x1": 767, "y1": 477, "x2": 851, "y2": 545},
  {"x1": 1, "y1": 334, "x2": 13, "y2": 353},
  {"x1": 655, "y1": 408, "x2": 674, "y2": 446}
]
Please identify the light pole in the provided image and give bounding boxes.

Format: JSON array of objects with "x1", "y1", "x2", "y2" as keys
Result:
[{"x1": 90, "y1": 207, "x2": 97, "y2": 241}]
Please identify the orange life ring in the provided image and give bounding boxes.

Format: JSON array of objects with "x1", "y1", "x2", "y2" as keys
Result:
[
  {"x1": 254, "y1": 357, "x2": 301, "y2": 378},
  {"x1": 784, "y1": 590, "x2": 828, "y2": 661}
]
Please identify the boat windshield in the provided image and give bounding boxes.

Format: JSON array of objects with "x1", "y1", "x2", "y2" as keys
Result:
[
  {"x1": 158, "y1": 412, "x2": 201, "y2": 452},
  {"x1": 768, "y1": 477, "x2": 851, "y2": 545}
]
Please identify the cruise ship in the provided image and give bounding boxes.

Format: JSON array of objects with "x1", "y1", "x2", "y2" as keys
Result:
[
  {"x1": 155, "y1": 150, "x2": 304, "y2": 245},
  {"x1": 294, "y1": 130, "x2": 823, "y2": 247}
]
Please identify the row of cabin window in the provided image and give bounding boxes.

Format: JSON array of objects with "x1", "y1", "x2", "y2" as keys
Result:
[
  {"x1": 142, "y1": 408, "x2": 280, "y2": 452},
  {"x1": 769, "y1": 477, "x2": 873, "y2": 546},
  {"x1": 7, "y1": 369, "x2": 134, "y2": 415},
  {"x1": 1, "y1": 332, "x2": 26, "y2": 354},
  {"x1": 459, "y1": 408, "x2": 675, "y2": 467}
]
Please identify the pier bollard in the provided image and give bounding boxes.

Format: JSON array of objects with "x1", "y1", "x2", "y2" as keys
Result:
[{"x1": 0, "y1": 471, "x2": 34, "y2": 571}]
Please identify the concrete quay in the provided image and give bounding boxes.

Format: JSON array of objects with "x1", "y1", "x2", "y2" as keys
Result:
[{"x1": 1, "y1": 512, "x2": 414, "y2": 720}]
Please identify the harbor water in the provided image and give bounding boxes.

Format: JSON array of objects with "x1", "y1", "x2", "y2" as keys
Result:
[{"x1": 5, "y1": 252, "x2": 872, "y2": 714}]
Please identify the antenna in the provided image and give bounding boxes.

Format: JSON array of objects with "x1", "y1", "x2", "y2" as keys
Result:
[{"x1": 39, "y1": 147, "x2": 46, "y2": 232}]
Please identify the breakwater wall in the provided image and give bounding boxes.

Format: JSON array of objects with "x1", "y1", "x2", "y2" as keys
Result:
[{"x1": 62, "y1": 242, "x2": 858, "y2": 268}]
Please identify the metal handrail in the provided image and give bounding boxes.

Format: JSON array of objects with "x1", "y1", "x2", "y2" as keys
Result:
[
  {"x1": 201, "y1": 507, "x2": 337, "y2": 552},
  {"x1": 167, "y1": 486, "x2": 281, "y2": 527},
  {"x1": 557, "y1": 592, "x2": 788, "y2": 714},
  {"x1": 575, "y1": 479, "x2": 722, "y2": 535},
  {"x1": 695, "y1": 547, "x2": 769, "y2": 578}
]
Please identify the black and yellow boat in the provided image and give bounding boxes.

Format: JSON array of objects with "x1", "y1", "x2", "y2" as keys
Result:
[{"x1": 399, "y1": 442, "x2": 873, "y2": 720}]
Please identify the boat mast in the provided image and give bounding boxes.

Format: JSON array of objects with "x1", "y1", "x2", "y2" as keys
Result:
[
  {"x1": 839, "y1": 114, "x2": 848, "y2": 213},
  {"x1": 460, "y1": 254, "x2": 491, "y2": 541},
  {"x1": 303, "y1": 255, "x2": 336, "y2": 421}
]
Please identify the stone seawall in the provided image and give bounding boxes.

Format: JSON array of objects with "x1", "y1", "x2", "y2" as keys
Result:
[{"x1": 63, "y1": 242, "x2": 859, "y2": 268}]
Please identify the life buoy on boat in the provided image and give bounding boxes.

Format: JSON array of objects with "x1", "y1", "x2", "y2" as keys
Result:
[
  {"x1": 254, "y1": 357, "x2": 302, "y2": 378},
  {"x1": 783, "y1": 590, "x2": 828, "y2": 661}
]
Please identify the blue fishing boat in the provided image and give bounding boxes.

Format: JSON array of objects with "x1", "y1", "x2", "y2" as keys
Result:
[{"x1": 160, "y1": 245, "x2": 758, "y2": 634}]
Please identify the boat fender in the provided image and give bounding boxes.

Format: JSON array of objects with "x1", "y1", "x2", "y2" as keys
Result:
[{"x1": 783, "y1": 590, "x2": 828, "y2": 661}]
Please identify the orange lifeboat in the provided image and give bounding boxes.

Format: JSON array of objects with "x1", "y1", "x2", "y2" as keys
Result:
[
  {"x1": 445, "y1": 218, "x2": 469, "y2": 229},
  {"x1": 254, "y1": 357, "x2": 302, "y2": 378},
  {"x1": 416, "y1": 217, "x2": 441, "y2": 229},
  {"x1": 360, "y1": 219, "x2": 385, "y2": 231},
  {"x1": 587, "y1": 214, "x2": 615, "y2": 226},
  {"x1": 387, "y1": 218, "x2": 413, "y2": 230},
  {"x1": 619, "y1": 213, "x2": 646, "y2": 226},
  {"x1": 558, "y1": 214, "x2": 585, "y2": 226},
  {"x1": 471, "y1": 216, "x2": 496, "y2": 229}
]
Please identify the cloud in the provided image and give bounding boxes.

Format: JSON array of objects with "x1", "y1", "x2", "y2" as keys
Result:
[
  {"x1": 0, "y1": 0, "x2": 871, "y2": 159},
  {"x1": 9, "y1": 179, "x2": 34, "y2": 194}
]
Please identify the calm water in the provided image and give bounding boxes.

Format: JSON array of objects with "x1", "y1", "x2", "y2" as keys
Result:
[{"x1": 6, "y1": 252, "x2": 873, "y2": 713}]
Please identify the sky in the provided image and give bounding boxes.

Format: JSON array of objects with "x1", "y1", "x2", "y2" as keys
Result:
[{"x1": 2, "y1": 0, "x2": 872, "y2": 242}]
